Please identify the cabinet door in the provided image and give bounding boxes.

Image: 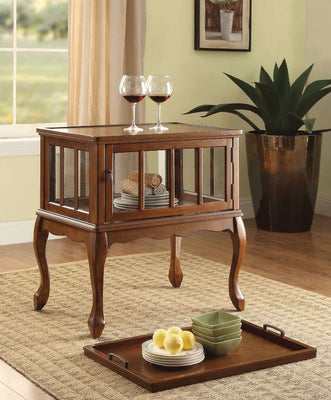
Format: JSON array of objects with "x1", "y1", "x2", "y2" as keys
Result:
[{"x1": 105, "y1": 139, "x2": 234, "y2": 222}]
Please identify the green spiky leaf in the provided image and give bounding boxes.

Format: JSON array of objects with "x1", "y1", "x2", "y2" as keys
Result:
[
  {"x1": 184, "y1": 60, "x2": 331, "y2": 135},
  {"x1": 184, "y1": 104, "x2": 215, "y2": 114},
  {"x1": 289, "y1": 64, "x2": 314, "y2": 112}
]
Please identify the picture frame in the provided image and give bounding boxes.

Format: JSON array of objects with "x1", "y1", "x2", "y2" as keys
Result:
[{"x1": 195, "y1": 0, "x2": 251, "y2": 51}]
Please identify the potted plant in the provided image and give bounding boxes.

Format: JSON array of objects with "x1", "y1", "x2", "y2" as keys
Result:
[
  {"x1": 209, "y1": 0, "x2": 238, "y2": 40},
  {"x1": 186, "y1": 59, "x2": 331, "y2": 232}
]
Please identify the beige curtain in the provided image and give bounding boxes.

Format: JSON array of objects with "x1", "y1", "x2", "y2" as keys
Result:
[{"x1": 67, "y1": 0, "x2": 146, "y2": 126}]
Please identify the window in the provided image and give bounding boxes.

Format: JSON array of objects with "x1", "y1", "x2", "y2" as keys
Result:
[{"x1": 0, "y1": 0, "x2": 68, "y2": 138}]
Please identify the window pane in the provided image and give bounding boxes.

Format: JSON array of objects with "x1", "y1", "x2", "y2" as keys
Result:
[
  {"x1": 17, "y1": 0, "x2": 68, "y2": 49},
  {"x1": 16, "y1": 51, "x2": 67, "y2": 123},
  {"x1": 0, "y1": 0, "x2": 13, "y2": 47},
  {"x1": 0, "y1": 52, "x2": 13, "y2": 124}
]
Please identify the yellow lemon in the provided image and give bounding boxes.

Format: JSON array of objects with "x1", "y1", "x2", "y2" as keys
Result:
[
  {"x1": 180, "y1": 330, "x2": 196, "y2": 350},
  {"x1": 164, "y1": 334, "x2": 184, "y2": 354},
  {"x1": 152, "y1": 328, "x2": 168, "y2": 348},
  {"x1": 167, "y1": 326, "x2": 182, "y2": 335}
]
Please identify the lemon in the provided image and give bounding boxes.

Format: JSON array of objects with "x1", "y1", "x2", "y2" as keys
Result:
[
  {"x1": 167, "y1": 326, "x2": 182, "y2": 335},
  {"x1": 164, "y1": 333, "x2": 184, "y2": 354},
  {"x1": 180, "y1": 330, "x2": 196, "y2": 350},
  {"x1": 153, "y1": 328, "x2": 168, "y2": 348}
]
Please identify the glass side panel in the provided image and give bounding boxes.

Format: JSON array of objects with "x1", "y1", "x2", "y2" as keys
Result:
[
  {"x1": 48, "y1": 145, "x2": 89, "y2": 212},
  {"x1": 181, "y1": 146, "x2": 227, "y2": 206},
  {"x1": 78, "y1": 150, "x2": 89, "y2": 212},
  {"x1": 113, "y1": 152, "x2": 139, "y2": 212},
  {"x1": 49, "y1": 145, "x2": 60, "y2": 204},
  {"x1": 182, "y1": 148, "x2": 198, "y2": 204},
  {"x1": 203, "y1": 147, "x2": 226, "y2": 201},
  {"x1": 63, "y1": 147, "x2": 74, "y2": 207},
  {"x1": 214, "y1": 146, "x2": 226, "y2": 199}
]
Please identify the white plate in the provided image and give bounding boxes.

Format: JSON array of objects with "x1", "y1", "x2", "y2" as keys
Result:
[
  {"x1": 119, "y1": 194, "x2": 176, "y2": 204},
  {"x1": 142, "y1": 351, "x2": 204, "y2": 364},
  {"x1": 142, "y1": 346, "x2": 204, "y2": 360},
  {"x1": 142, "y1": 352, "x2": 205, "y2": 367},
  {"x1": 142, "y1": 340, "x2": 203, "y2": 359},
  {"x1": 121, "y1": 192, "x2": 170, "y2": 200},
  {"x1": 114, "y1": 197, "x2": 178, "y2": 210}
]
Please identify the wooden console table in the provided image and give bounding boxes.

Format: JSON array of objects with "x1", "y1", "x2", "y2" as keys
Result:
[{"x1": 33, "y1": 123, "x2": 246, "y2": 338}]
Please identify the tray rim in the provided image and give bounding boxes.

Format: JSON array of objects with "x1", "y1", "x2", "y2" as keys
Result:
[{"x1": 83, "y1": 320, "x2": 317, "y2": 393}]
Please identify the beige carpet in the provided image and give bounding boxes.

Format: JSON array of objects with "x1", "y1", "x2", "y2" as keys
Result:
[{"x1": 0, "y1": 252, "x2": 330, "y2": 400}]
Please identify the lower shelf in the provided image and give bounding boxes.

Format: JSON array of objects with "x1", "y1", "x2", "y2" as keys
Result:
[{"x1": 83, "y1": 320, "x2": 316, "y2": 393}]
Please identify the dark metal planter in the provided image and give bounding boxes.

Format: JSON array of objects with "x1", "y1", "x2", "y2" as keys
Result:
[{"x1": 246, "y1": 132, "x2": 322, "y2": 232}]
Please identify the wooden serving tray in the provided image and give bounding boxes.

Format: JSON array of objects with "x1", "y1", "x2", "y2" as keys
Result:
[{"x1": 83, "y1": 320, "x2": 316, "y2": 392}]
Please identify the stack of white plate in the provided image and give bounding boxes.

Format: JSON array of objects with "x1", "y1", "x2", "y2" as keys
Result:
[
  {"x1": 114, "y1": 192, "x2": 178, "y2": 210},
  {"x1": 141, "y1": 339, "x2": 205, "y2": 367}
]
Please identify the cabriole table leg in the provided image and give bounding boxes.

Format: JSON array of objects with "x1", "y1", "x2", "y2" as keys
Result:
[
  {"x1": 33, "y1": 216, "x2": 50, "y2": 311},
  {"x1": 86, "y1": 232, "x2": 108, "y2": 338},
  {"x1": 229, "y1": 216, "x2": 246, "y2": 311},
  {"x1": 169, "y1": 235, "x2": 183, "y2": 288}
]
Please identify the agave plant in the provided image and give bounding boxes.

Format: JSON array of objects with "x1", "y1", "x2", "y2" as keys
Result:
[{"x1": 186, "y1": 59, "x2": 331, "y2": 135}]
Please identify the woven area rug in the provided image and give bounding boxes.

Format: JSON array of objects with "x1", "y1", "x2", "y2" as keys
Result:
[{"x1": 0, "y1": 252, "x2": 330, "y2": 400}]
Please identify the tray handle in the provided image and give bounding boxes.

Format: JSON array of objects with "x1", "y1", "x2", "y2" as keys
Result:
[
  {"x1": 263, "y1": 324, "x2": 285, "y2": 337},
  {"x1": 108, "y1": 353, "x2": 129, "y2": 369}
]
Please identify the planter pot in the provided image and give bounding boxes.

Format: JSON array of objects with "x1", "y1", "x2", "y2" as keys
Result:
[
  {"x1": 246, "y1": 132, "x2": 322, "y2": 232},
  {"x1": 220, "y1": 10, "x2": 233, "y2": 41}
]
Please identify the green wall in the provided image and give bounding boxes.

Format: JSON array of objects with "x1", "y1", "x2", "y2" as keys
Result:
[
  {"x1": 306, "y1": 0, "x2": 331, "y2": 201},
  {"x1": 144, "y1": 0, "x2": 307, "y2": 199},
  {"x1": 0, "y1": 155, "x2": 40, "y2": 222}
]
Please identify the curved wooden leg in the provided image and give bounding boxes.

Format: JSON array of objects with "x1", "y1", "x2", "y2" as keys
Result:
[
  {"x1": 169, "y1": 235, "x2": 183, "y2": 288},
  {"x1": 33, "y1": 216, "x2": 50, "y2": 311},
  {"x1": 86, "y1": 232, "x2": 108, "y2": 338},
  {"x1": 229, "y1": 216, "x2": 246, "y2": 311}
]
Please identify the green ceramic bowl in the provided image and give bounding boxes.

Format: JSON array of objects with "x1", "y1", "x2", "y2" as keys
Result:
[
  {"x1": 192, "y1": 321, "x2": 241, "y2": 337},
  {"x1": 195, "y1": 335, "x2": 242, "y2": 356},
  {"x1": 192, "y1": 327, "x2": 242, "y2": 342},
  {"x1": 192, "y1": 310, "x2": 240, "y2": 329}
]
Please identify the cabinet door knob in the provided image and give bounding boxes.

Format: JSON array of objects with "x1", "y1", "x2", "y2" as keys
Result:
[{"x1": 105, "y1": 169, "x2": 113, "y2": 182}]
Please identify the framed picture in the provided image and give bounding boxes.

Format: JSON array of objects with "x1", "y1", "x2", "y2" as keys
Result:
[{"x1": 195, "y1": 0, "x2": 251, "y2": 51}]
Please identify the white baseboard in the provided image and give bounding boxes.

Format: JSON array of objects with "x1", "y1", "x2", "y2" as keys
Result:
[
  {"x1": 240, "y1": 199, "x2": 255, "y2": 219},
  {"x1": 0, "y1": 220, "x2": 62, "y2": 246},
  {"x1": 315, "y1": 198, "x2": 331, "y2": 217},
  {"x1": 0, "y1": 198, "x2": 330, "y2": 245}
]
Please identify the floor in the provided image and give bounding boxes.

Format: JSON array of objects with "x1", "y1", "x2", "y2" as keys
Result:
[{"x1": 0, "y1": 215, "x2": 330, "y2": 399}]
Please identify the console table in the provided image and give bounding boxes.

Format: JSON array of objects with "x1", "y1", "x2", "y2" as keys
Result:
[{"x1": 33, "y1": 123, "x2": 246, "y2": 338}]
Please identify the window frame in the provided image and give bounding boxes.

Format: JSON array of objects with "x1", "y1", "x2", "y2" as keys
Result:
[{"x1": 0, "y1": 0, "x2": 68, "y2": 139}]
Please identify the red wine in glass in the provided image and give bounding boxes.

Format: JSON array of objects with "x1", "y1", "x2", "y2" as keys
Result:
[
  {"x1": 119, "y1": 75, "x2": 147, "y2": 133},
  {"x1": 123, "y1": 94, "x2": 146, "y2": 103},
  {"x1": 149, "y1": 95, "x2": 171, "y2": 103},
  {"x1": 147, "y1": 75, "x2": 173, "y2": 131}
]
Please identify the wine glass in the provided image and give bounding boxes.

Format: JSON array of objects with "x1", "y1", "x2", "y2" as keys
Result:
[
  {"x1": 119, "y1": 75, "x2": 147, "y2": 133},
  {"x1": 147, "y1": 75, "x2": 173, "y2": 131}
]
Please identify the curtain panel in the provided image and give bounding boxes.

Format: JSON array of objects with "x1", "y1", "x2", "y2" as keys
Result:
[{"x1": 67, "y1": 0, "x2": 146, "y2": 126}]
